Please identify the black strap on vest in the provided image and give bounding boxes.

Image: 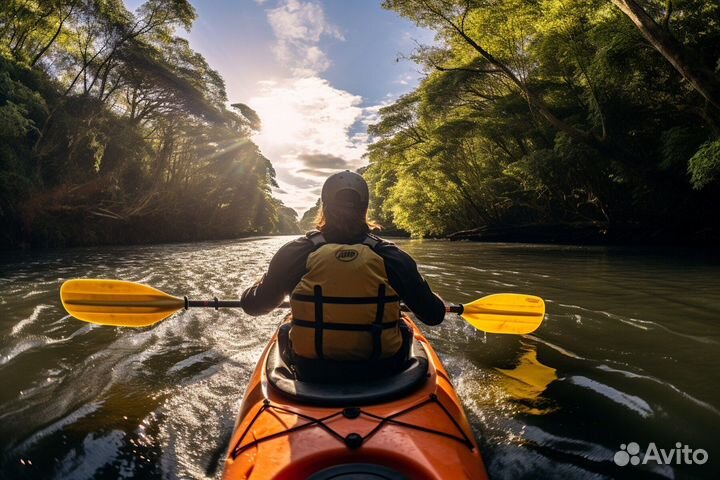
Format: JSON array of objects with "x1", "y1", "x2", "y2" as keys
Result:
[
  {"x1": 292, "y1": 285, "x2": 400, "y2": 359},
  {"x1": 313, "y1": 285, "x2": 324, "y2": 359},
  {"x1": 371, "y1": 284, "x2": 386, "y2": 360},
  {"x1": 307, "y1": 231, "x2": 327, "y2": 250},
  {"x1": 291, "y1": 293, "x2": 399, "y2": 304},
  {"x1": 292, "y1": 319, "x2": 399, "y2": 332},
  {"x1": 293, "y1": 232, "x2": 398, "y2": 359},
  {"x1": 362, "y1": 233, "x2": 380, "y2": 250},
  {"x1": 308, "y1": 231, "x2": 379, "y2": 250}
]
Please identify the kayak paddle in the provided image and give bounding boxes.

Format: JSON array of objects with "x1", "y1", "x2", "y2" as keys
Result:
[
  {"x1": 60, "y1": 279, "x2": 242, "y2": 327},
  {"x1": 60, "y1": 279, "x2": 545, "y2": 333},
  {"x1": 447, "y1": 294, "x2": 545, "y2": 335}
]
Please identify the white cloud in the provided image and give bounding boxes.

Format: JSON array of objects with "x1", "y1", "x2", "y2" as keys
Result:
[
  {"x1": 265, "y1": 0, "x2": 343, "y2": 76},
  {"x1": 249, "y1": 1, "x2": 389, "y2": 214},
  {"x1": 248, "y1": 77, "x2": 381, "y2": 214}
]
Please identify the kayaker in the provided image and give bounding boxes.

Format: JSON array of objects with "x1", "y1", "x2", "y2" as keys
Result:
[{"x1": 240, "y1": 170, "x2": 446, "y2": 381}]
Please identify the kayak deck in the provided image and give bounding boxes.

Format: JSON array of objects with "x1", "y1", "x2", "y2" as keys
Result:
[{"x1": 222, "y1": 318, "x2": 488, "y2": 479}]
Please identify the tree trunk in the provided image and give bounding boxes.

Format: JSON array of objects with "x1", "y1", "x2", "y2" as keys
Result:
[
  {"x1": 420, "y1": 0, "x2": 602, "y2": 144},
  {"x1": 610, "y1": 0, "x2": 720, "y2": 112},
  {"x1": 31, "y1": 4, "x2": 75, "y2": 67}
]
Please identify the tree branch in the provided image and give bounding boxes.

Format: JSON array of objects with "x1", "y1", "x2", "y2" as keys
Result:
[{"x1": 610, "y1": 0, "x2": 720, "y2": 112}]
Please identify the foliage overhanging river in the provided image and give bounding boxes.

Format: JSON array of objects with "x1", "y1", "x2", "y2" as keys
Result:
[{"x1": 1, "y1": 237, "x2": 718, "y2": 479}]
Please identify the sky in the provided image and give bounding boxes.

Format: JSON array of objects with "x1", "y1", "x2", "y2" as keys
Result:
[{"x1": 123, "y1": 0, "x2": 434, "y2": 214}]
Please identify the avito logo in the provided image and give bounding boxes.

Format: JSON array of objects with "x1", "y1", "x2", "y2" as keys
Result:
[{"x1": 614, "y1": 442, "x2": 709, "y2": 467}]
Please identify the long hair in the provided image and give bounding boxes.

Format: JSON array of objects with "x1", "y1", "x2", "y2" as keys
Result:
[{"x1": 315, "y1": 190, "x2": 379, "y2": 238}]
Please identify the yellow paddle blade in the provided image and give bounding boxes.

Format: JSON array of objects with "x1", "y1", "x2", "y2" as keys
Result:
[
  {"x1": 460, "y1": 293, "x2": 545, "y2": 335},
  {"x1": 60, "y1": 279, "x2": 185, "y2": 327}
]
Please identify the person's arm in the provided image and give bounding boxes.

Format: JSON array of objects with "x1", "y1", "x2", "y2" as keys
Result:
[
  {"x1": 240, "y1": 238, "x2": 313, "y2": 316},
  {"x1": 378, "y1": 243, "x2": 446, "y2": 326}
]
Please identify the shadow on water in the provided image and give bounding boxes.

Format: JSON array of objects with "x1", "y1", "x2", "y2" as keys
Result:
[{"x1": 1, "y1": 237, "x2": 719, "y2": 479}]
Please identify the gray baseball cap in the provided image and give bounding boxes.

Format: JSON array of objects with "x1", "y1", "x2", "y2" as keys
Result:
[{"x1": 321, "y1": 170, "x2": 369, "y2": 207}]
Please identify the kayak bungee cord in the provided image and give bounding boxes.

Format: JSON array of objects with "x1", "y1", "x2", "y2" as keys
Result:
[{"x1": 231, "y1": 393, "x2": 475, "y2": 460}]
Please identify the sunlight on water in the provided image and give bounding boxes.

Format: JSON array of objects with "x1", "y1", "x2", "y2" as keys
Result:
[{"x1": 1, "y1": 238, "x2": 719, "y2": 479}]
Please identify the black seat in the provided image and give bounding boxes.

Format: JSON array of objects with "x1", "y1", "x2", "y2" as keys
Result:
[{"x1": 265, "y1": 337, "x2": 429, "y2": 407}]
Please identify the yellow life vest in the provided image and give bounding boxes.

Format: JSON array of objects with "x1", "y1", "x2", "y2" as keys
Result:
[{"x1": 289, "y1": 233, "x2": 403, "y2": 361}]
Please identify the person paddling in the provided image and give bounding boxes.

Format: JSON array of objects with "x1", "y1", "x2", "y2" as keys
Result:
[{"x1": 240, "y1": 170, "x2": 446, "y2": 382}]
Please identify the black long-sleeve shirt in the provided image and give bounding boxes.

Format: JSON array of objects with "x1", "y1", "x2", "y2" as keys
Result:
[{"x1": 240, "y1": 232, "x2": 446, "y2": 325}]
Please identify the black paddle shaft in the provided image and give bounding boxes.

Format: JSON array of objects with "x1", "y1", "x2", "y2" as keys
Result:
[
  {"x1": 186, "y1": 297, "x2": 243, "y2": 310},
  {"x1": 403, "y1": 304, "x2": 463, "y2": 314},
  {"x1": 185, "y1": 298, "x2": 463, "y2": 314}
]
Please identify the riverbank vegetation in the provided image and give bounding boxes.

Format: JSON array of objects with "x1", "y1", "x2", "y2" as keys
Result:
[
  {"x1": 367, "y1": 0, "x2": 720, "y2": 243},
  {"x1": 0, "y1": 0, "x2": 299, "y2": 249}
]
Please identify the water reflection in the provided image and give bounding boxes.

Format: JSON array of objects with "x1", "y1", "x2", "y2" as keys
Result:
[
  {"x1": 0, "y1": 238, "x2": 719, "y2": 479},
  {"x1": 496, "y1": 342, "x2": 557, "y2": 415}
]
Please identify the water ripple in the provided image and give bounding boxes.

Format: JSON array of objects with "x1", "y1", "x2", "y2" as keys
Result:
[
  {"x1": 0, "y1": 238, "x2": 718, "y2": 479},
  {"x1": 568, "y1": 376, "x2": 654, "y2": 418}
]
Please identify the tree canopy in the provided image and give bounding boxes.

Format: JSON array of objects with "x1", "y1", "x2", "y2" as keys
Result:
[
  {"x1": 368, "y1": 0, "x2": 720, "y2": 243},
  {"x1": 0, "y1": 0, "x2": 298, "y2": 248}
]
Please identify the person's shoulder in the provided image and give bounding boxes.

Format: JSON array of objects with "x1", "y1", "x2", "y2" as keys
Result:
[
  {"x1": 276, "y1": 232, "x2": 317, "y2": 254},
  {"x1": 369, "y1": 234, "x2": 413, "y2": 260},
  {"x1": 367, "y1": 232, "x2": 390, "y2": 245},
  {"x1": 368, "y1": 232, "x2": 399, "y2": 249}
]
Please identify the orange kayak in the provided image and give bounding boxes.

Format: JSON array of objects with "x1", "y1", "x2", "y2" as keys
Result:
[{"x1": 222, "y1": 316, "x2": 489, "y2": 479}]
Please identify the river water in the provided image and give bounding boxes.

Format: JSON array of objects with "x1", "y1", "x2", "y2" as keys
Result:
[{"x1": 0, "y1": 237, "x2": 718, "y2": 480}]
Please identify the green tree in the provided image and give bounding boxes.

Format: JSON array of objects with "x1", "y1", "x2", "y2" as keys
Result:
[
  {"x1": 0, "y1": 0, "x2": 297, "y2": 247},
  {"x1": 368, "y1": 0, "x2": 719, "y2": 242}
]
